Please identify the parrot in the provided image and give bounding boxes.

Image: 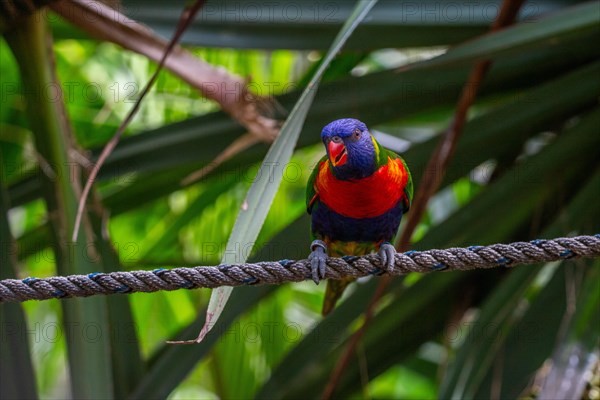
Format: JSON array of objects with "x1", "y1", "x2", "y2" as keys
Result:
[{"x1": 306, "y1": 118, "x2": 413, "y2": 316}]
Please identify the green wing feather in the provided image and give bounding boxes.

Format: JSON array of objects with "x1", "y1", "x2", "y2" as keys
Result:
[
  {"x1": 306, "y1": 155, "x2": 328, "y2": 214},
  {"x1": 399, "y1": 155, "x2": 413, "y2": 212},
  {"x1": 375, "y1": 138, "x2": 413, "y2": 213}
]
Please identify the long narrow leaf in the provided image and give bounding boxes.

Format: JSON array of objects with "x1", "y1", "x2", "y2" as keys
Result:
[
  {"x1": 414, "y1": 1, "x2": 599, "y2": 70},
  {"x1": 81, "y1": 0, "x2": 575, "y2": 50},
  {"x1": 0, "y1": 155, "x2": 37, "y2": 400},
  {"x1": 170, "y1": 0, "x2": 380, "y2": 344}
]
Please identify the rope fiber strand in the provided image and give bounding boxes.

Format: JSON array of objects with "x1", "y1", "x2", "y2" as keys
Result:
[{"x1": 2, "y1": 235, "x2": 599, "y2": 303}]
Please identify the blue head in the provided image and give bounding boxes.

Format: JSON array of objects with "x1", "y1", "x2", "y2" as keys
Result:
[{"x1": 321, "y1": 118, "x2": 377, "y2": 179}]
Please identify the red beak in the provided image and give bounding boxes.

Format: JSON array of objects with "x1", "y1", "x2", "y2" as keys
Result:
[{"x1": 328, "y1": 141, "x2": 348, "y2": 167}]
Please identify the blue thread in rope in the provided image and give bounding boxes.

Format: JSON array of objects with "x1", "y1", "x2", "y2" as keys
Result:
[
  {"x1": 52, "y1": 289, "x2": 66, "y2": 298},
  {"x1": 243, "y1": 277, "x2": 259, "y2": 285},
  {"x1": 278, "y1": 259, "x2": 293, "y2": 268},
  {"x1": 432, "y1": 263, "x2": 447, "y2": 271},
  {"x1": 115, "y1": 285, "x2": 131, "y2": 293},
  {"x1": 152, "y1": 268, "x2": 167, "y2": 274},
  {"x1": 496, "y1": 257, "x2": 511, "y2": 265},
  {"x1": 342, "y1": 255, "x2": 359, "y2": 263},
  {"x1": 468, "y1": 246, "x2": 483, "y2": 251},
  {"x1": 404, "y1": 250, "x2": 417, "y2": 256},
  {"x1": 88, "y1": 272, "x2": 102, "y2": 279},
  {"x1": 532, "y1": 239, "x2": 545, "y2": 246},
  {"x1": 178, "y1": 281, "x2": 194, "y2": 289},
  {"x1": 559, "y1": 249, "x2": 574, "y2": 258},
  {"x1": 22, "y1": 277, "x2": 39, "y2": 285}
]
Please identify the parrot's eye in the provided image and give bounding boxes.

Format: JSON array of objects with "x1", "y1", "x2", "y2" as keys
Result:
[
  {"x1": 331, "y1": 135, "x2": 342, "y2": 143},
  {"x1": 348, "y1": 128, "x2": 361, "y2": 142}
]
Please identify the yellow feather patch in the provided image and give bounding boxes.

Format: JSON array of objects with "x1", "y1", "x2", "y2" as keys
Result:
[
  {"x1": 371, "y1": 135, "x2": 380, "y2": 160},
  {"x1": 324, "y1": 239, "x2": 378, "y2": 257},
  {"x1": 387, "y1": 156, "x2": 404, "y2": 184}
]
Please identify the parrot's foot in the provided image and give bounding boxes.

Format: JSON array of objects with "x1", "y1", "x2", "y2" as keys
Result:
[
  {"x1": 378, "y1": 242, "x2": 396, "y2": 273},
  {"x1": 309, "y1": 240, "x2": 328, "y2": 285}
]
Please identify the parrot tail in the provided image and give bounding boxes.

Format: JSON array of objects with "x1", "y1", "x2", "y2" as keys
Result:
[{"x1": 322, "y1": 277, "x2": 356, "y2": 316}]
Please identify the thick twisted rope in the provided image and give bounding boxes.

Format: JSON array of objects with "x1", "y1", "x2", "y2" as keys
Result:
[{"x1": 1, "y1": 235, "x2": 599, "y2": 303}]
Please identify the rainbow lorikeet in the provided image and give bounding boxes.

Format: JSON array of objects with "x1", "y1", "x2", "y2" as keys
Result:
[{"x1": 306, "y1": 118, "x2": 413, "y2": 315}]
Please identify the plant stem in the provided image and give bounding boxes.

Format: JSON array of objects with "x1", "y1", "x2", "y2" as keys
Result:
[{"x1": 5, "y1": 13, "x2": 114, "y2": 399}]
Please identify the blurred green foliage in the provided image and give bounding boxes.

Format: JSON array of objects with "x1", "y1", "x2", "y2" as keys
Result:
[{"x1": 1, "y1": 1, "x2": 598, "y2": 399}]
